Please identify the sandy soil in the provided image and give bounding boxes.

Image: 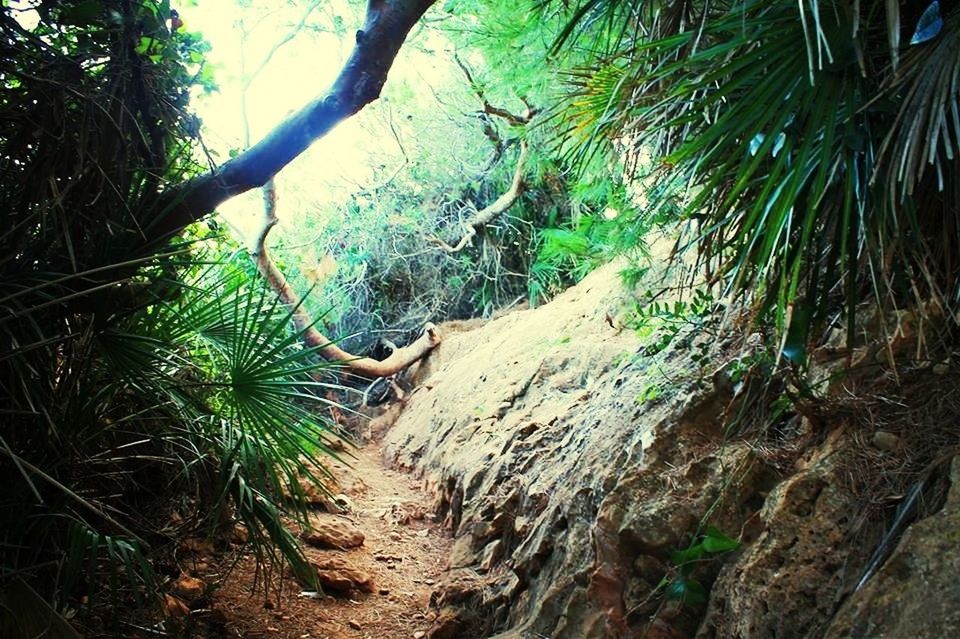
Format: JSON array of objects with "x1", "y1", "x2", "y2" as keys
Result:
[{"x1": 212, "y1": 441, "x2": 451, "y2": 639}]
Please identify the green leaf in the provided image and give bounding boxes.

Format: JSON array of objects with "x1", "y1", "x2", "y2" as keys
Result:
[
  {"x1": 135, "y1": 36, "x2": 156, "y2": 55},
  {"x1": 702, "y1": 526, "x2": 741, "y2": 553},
  {"x1": 670, "y1": 543, "x2": 705, "y2": 566},
  {"x1": 664, "y1": 575, "x2": 709, "y2": 606}
]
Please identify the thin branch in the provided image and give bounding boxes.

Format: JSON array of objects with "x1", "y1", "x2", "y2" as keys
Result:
[
  {"x1": 245, "y1": 0, "x2": 325, "y2": 87},
  {"x1": 140, "y1": 0, "x2": 436, "y2": 254},
  {"x1": 430, "y1": 136, "x2": 530, "y2": 253},
  {"x1": 252, "y1": 179, "x2": 441, "y2": 378}
]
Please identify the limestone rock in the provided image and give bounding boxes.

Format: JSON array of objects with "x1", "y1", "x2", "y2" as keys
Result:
[
  {"x1": 698, "y1": 434, "x2": 870, "y2": 639},
  {"x1": 384, "y1": 260, "x2": 768, "y2": 638},
  {"x1": 171, "y1": 575, "x2": 206, "y2": 602},
  {"x1": 162, "y1": 594, "x2": 190, "y2": 618},
  {"x1": 312, "y1": 557, "x2": 374, "y2": 594},
  {"x1": 479, "y1": 540, "x2": 503, "y2": 573},
  {"x1": 824, "y1": 457, "x2": 960, "y2": 639},
  {"x1": 380, "y1": 257, "x2": 957, "y2": 639},
  {"x1": 300, "y1": 514, "x2": 365, "y2": 550}
]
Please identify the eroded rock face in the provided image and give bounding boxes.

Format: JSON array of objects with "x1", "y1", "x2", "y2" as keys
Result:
[
  {"x1": 824, "y1": 458, "x2": 960, "y2": 639},
  {"x1": 383, "y1": 264, "x2": 775, "y2": 637},
  {"x1": 382, "y1": 261, "x2": 958, "y2": 638},
  {"x1": 699, "y1": 431, "x2": 869, "y2": 638}
]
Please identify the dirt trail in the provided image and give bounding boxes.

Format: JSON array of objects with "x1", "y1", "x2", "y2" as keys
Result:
[{"x1": 214, "y1": 440, "x2": 451, "y2": 639}]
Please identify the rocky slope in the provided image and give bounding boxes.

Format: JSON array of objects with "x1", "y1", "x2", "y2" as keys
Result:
[{"x1": 381, "y1": 261, "x2": 960, "y2": 638}]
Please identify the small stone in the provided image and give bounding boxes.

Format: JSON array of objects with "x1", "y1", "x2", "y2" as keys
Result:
[
  {"x1": 389, "y1": 531, "x2": 402, "y2": 541},
  {"x1": 416, "y1": 529, "x2": 429, "y2": 538},
  {"x1": 172, "y1": 575, "x2": 206, "y2": 602},
  {"x1": 334, "y1": 493, "x2": 354, "y2": 512},
  {"x1": 179, "y1": 537, "x2": 215, "y2": 555},
  {"x1": 232, "y1": 523, "x2": 250, "y2": 544},
  {"x1": 871, "y1": 430, "x2": 901, "y2": 452},
  {"x1": 183, "y1": 558, "x2": 209, "y2": 573},
  {"x1": 162, "y1": 594, "x2": 189, "y2": 618},
  {"x1": 347, "y1": 620, "x2": 362, "y2": 631},
  {"x1": 413, "y1": 632, "x2": 426, "y2": 639},
  {"x1": 425, "y1": 578, "x2": 435, "y2": 585},
  {"x1": 374, "y1": 554, "x2": 402, "y2": 562},
  {"x1": 312, "y1": 558, "x2": 374, "y2": 593},
  {"x1": 300, "y1": 515, "x2": 365, "y2": 550}
]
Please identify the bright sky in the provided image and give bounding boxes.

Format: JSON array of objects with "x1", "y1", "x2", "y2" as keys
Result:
[
  {"x1": 185, "y1": 1, "x2": 454, "y2": 246},
  {"x1": 7, "y1": 0, "x2": 464, "y2": 248},
  {"x1": 185, "y1": 0, "x2": 371, "y2": 242}
]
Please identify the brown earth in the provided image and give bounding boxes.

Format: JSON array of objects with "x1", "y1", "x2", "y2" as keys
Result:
[
  {"x1": 210, "y1": 441, "x2": 452, "y2": 639},
  {"x1": 204, "y1": 253, "x2": 960, "y2": 639}
]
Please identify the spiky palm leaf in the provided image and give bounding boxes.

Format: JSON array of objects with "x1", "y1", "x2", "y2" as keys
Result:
[
  {"x1": 0, "y1": 2, "x2": 341, "y2": 628},
  {"x1": 553, "y1": 0, "x2": 960, "y2": 357}
]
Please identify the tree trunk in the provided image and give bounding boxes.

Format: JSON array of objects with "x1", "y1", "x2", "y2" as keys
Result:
[{"x1": 252, "y1": 179, "x2": 441, "y2": 379}]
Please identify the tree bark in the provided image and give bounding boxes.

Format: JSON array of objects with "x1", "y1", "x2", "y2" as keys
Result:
[
  {"x1": 252, "y1": 179, "x2": 441, "y2": 378},
  {"x1": 140, "y1": 0, "x2": 435, "y2": 253},
  {"x1": 429, "y1": 138, "x2": 530, "y2": 253}
]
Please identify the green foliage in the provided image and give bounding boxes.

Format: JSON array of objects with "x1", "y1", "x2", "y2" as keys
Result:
[
  {"x1": 0, "y1": 1, "x2": 334, "y2": 627},
  {"x1": 528, "y1": 215, "x2": 611, "y2": 305},
  {"x1": 659, "y1": 526, "x2": 741, "y2": 607},
  {"x1": 552, "y1": 0, "x2": 960, "y2": 350},
  {"x1": 627, "y1": 288, "x2": 716, "y2": 357}
]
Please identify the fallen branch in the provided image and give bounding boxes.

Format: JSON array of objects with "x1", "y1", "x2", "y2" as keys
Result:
[{"x1": 252, "y1": 179, "x2": 441, "y2": 378}]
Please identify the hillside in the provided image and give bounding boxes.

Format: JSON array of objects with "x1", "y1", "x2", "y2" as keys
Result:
[{"x1": 376, "y1": 261, "x2": 960, "y2": 638}]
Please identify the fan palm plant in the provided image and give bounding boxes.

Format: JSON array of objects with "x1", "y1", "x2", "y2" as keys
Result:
[
  {"x1": 551, "y1": 0, "x2": 960, "y2": 360},
  {"x1": 0, "y1": 2, "x2": 342, "y2": 631}
]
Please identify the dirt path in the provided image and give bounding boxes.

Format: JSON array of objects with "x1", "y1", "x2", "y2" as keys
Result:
[{"x1": 213, "y1": 440, "x2": 451, "y2": 639}]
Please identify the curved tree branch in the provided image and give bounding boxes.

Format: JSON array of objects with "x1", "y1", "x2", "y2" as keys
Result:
[
  {"x1": 429, "y1": 61, "x2": 536, "y2": 253},
  {"x1": 430, "y1": 137, "x2": 530, "y2": 253},
  {"x1": 252, "y1": 179, "x2": 441, "y2": 378},
  {"x1": 139, "y1": 0, "x2": 436, "y2": 254}
]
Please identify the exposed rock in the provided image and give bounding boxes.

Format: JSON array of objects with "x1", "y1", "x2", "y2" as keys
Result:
[
  {"x1": 171, "y1": 575, "x2": 206, "y2": 603},
  {"x1": 333, "y1": 493, "x2": 355, "y2": 513},
  {"x1": 312, "y1": 557, "x2": 374, "y2": 594},
  {"x1": 698, "y1": 430, "x2": 870, "y2": 638},
  {"x1": 870, "y1": 430, "x2": 901, "y2": 452},
  {"x1": 428, "y1": 607, "x2": 467, "y2": 639},
  {"x1": 231, "y1": 523, "x2": 250, "y2": 544},
  {"x1": 478, "y1": 540, "x2": 503, "y2": 573},
  {"x1": 824, "y1": 457, "x2": 960, "y2": 639},
  {"x1": 385, "y1": 261, "x2": 773, "y2": 638},
  {"x1": 162, "y1": 594, "x2": 190, "y2": 618},
  {"x1": 178, "y1": 537, "x2": 215, "y2": 555},
  {"x1": 300, "y1": 514, "x2": 365, "y2": 550},
  {"x1": 381, "y1": 258, "x2": 960, "y2": 638},
  {"x1": 385, "y1": 501, "x2": 427, "y2": 524}
]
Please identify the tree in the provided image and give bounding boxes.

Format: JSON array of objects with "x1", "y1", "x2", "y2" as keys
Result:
[
  {"x1": 232, "y1": 0, "x2": 443, "y2": 378},
  {"x1": 0, "y1": 0, "x2": 438, "y2": 629},
  {"x1": 134, "y1": 0, "x2": 437, "y2": 258}
]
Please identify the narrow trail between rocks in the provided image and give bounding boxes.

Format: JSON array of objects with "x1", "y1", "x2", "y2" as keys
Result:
[{"x1": 215, "y1": 439, "x2": 452, "y2": 639}]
